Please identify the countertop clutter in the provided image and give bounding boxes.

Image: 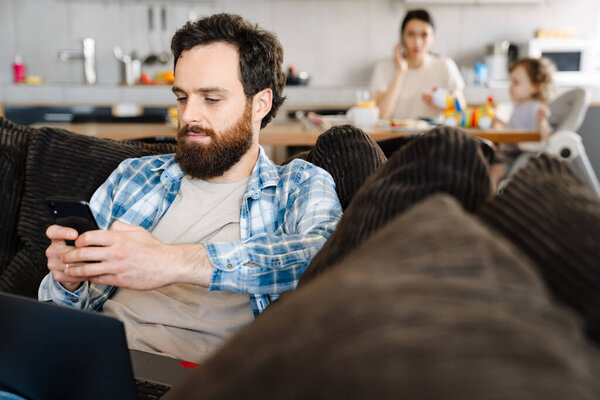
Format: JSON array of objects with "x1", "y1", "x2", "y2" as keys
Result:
[{"x1": 30, "y1": 121, "x2": 540, "y2": 145}]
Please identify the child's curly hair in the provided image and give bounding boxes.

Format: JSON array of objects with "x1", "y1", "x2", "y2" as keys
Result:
[{"x1": 509, "y1": 57, "x2": 556, "y2": 103}]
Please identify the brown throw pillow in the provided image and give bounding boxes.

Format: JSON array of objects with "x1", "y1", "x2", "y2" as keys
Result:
[
  {"x1": 478, "y1": 153, "x2": 600, "y2": 344},
  {"x1": 0, "y1": 125, "x2": 175, "y2": 297},
  {"x1": 168, "y1": 195, "x2": 600, "y2": 400},
  {"x1": 299, "y1": 125, "x2": 493, "y2": 285}
]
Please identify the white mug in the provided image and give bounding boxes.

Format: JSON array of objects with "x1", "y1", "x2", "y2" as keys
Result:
[{"x1": 346, "y1": 106, "x2": 379, "y2": 130}]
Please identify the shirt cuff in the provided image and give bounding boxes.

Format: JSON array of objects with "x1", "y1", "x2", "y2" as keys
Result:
[
  {"x1": 38, "y1": 273, "x2": 89, "y2": 309},
  {"x1": 204, "y1": 241, "x2": 247, "y2": 271}
]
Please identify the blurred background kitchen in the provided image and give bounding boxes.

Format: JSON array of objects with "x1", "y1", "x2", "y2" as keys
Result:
[{"x1": 1, "y1": 0, "x2": 599, "y2": 170}]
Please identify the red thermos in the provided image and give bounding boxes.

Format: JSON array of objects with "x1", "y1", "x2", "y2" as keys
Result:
[{"x1": 13, "y1": 55, "x2": 26, "y2": 83}]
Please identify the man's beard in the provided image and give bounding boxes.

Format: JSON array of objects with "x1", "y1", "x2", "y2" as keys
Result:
[{"x1": 174, "y1": 102, "x2": 254, "y2": 180}]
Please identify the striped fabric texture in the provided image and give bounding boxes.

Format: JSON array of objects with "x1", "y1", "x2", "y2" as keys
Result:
[
  {"x1": 0, "y1": 118, "x2": 32, "y2": 272},
  {"x1": 305, "y1": 124, "x2": 387, "y2": 210},
  {"x1": 299, "y1": 126, "x2": 493, "y2": 286},
  {"x1": 169, "y1": 195, "x2": 600, "y2": 400},
  {"x1": 0, "y1": 119, "x2": 175, "y2": 297},
  {"x1": 479, "y1": 153, "x2": 600, "y2": 344}
]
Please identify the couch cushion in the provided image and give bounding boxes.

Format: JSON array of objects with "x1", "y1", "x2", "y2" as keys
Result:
[
  {"x1": 0, "y1": 124, "x2": 175, "y2": 297},
  {"x1": 299, "y1": 125, "x2": 493, "y2": 285},
  {"x1": 478, "y1": 153, "x2": 600, "y2": 344},
  {"x1": 168, "y1": 194, "x2": 600, "y2": 400},
  {"x1": 285, "y1": 125, "x2": 387, "y2": 210},
  {"x1": 305, "y1": 124, "x2": 386, "y2": 210},
  {"x1": 0, "y1": 118, "x2": 33, "y2": 269}
]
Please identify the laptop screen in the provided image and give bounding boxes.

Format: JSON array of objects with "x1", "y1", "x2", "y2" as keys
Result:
[{"x1": 0, "y1": 293, "x2": 137, "y2": 400}]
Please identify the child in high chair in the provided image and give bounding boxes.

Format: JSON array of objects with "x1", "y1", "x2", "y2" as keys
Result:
[{"x1": 490, "y1": 57, "x2": 556, "y2": 188}]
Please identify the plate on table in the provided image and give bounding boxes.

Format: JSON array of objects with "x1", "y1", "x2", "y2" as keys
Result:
[{"x1": 388, "y1": 119, "x2": 432, "y2": 132}]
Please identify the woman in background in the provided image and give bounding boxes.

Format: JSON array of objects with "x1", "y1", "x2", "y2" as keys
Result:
[{"x1": 371, "y1": 9, "x2": 465, "y2": 121}]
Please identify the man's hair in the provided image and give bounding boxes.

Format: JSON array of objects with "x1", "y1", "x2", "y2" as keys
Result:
[
  {"x1": 171, "y1": 13, "x2": 286, "y2": 129},
  {"x1": 509, "y1": 57, "x2": 556, "y2": 103}
]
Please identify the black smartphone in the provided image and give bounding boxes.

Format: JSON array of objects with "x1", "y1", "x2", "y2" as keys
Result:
[{"x1": 46, "y1": 198, "x2": 100, "y2": 245}]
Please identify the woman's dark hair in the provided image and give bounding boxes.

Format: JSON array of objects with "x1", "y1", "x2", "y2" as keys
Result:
[
  {"x1": 171, "y1": 13, "x2": 285, "y2": 129},
  {"x1": 400, "y1": 9, "x2": 435, "y2": 37}
]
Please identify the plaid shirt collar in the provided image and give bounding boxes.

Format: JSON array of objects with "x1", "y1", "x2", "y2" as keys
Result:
[{"x1": 152, "y1": 146, "x2": 279, "y2": 195}]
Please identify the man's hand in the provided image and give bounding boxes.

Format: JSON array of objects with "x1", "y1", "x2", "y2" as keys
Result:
[
  {"x1": 46, "y1": 225, "x2": 89, "y2": 292},
  {"x1": 60, "y1": 221, "x2": 213, "y2": 290}
]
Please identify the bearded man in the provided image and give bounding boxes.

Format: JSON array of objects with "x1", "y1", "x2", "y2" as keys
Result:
[{"x1": 39, "y1": 14, "x2": 342, "y2": 362}]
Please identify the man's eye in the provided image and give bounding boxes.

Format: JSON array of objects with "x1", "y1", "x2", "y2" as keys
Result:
[
  {"x1": 176, "y1": 97, "x2": 187, "y2": 103},
  {"x1": 206, "y1": 98, "x2": 221, "y2": 104}
]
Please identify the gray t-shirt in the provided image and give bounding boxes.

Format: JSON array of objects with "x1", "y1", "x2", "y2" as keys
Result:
[{"x1": 102, "y1": 175, "x2": 253, "y2": 362}]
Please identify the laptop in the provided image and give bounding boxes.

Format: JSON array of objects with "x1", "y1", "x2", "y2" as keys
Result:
[{"x1": 0, "y1": 293, "x2": 200, "y2": 400}]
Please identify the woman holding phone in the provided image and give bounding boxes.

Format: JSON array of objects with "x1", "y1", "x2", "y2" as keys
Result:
[{"x1": 370, "y1": 9, "x2": 465, "y2": 120}]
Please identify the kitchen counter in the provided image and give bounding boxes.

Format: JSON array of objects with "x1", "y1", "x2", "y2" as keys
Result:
[
  {"x1": 0, "y1": 83, "x2": 366, "y2": 109},
  {"x1": 0, "y1": 83, "x2": 175, "y2": 106},
  {"x1": 2, "y1": 82, "x2": 600, "y2": 110}
]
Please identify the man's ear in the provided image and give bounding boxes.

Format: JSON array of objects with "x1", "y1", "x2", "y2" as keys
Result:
[{"x1": 252, "y1": 88, "x2": 273, "y2": 124}]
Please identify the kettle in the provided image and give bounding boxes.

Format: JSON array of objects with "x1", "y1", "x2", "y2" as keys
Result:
[
  {"x1": 114, "y1": 47, "x2": 141, "y2": 85},
  {"x1": 485, "y1": 40, "x2": 518, "y2": 82}
]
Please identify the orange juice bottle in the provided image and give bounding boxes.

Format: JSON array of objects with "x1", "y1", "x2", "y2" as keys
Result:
[{"x1": 356, "y1": 90, "x2": 376, "y2": 108}]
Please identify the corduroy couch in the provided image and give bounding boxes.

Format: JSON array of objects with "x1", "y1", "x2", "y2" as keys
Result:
[
  {"x1": 1, "y1": 116, "x2": 600, "y2": 399},
  {"x1": 0, "y1": 118, "x2": 386, "y2": 296}
]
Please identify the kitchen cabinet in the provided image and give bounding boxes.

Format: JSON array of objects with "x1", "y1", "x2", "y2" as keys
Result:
[{"x1": 3, "y1": 105, "x2": 167, "y2": 126}]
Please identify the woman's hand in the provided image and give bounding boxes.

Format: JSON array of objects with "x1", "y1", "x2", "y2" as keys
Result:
[
  {"x1": 421, "y1": 92, "x2": 436, "y2": 108},
  {"x1": 376, "y1": 43, "x2": 409, "y2": 120},
  {"x1": 393, "y1": 43, "x2": 408, "y2": 75}
]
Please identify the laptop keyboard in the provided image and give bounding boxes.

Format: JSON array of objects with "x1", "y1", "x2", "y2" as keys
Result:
[{"x1": 135, "y1": 378, "x2": 172, "y2": 399}]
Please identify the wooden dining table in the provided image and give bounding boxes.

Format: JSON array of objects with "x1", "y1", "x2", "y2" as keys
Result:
[
  {"x1": 260, "y1": 122, "x2": 540, "y2": 145},
  {"x1": 36, "y1": 121, "x2": 541, "y2": 145}
]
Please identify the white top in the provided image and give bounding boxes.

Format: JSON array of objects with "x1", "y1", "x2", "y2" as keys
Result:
[
  {"x1": 102, "y1": 175, "x2": 253, "y2": 362},
  {"x1": 370, "y1": 54, "x2": 465, "y2": 120}
]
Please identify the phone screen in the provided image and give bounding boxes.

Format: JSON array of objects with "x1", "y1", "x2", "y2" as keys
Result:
[{"x1": 46, "y1": 198, "x2": 99, "y2": 245}]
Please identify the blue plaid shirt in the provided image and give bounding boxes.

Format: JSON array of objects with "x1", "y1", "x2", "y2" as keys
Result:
[{"x1": 39, "y1": 147, "x2": 342, "y2": 315}]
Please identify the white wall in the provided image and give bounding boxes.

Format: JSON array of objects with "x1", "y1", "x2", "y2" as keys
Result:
[{"x1": 1, "y1": 0, "x2": 599, "y2": 86}]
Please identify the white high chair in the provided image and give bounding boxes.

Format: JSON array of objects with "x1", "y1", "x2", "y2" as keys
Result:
[{"x1": 506, "y1": 88, "x2": 591, "y2": 176}]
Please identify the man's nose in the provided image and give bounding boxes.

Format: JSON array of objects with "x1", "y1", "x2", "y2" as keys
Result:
[{"x1": 180, "y1": 98, "x2": 206, "y2": 125}]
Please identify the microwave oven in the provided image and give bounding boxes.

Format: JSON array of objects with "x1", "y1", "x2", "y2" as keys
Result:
[{"x1": 519, "y1": 38, "x2": 597, "y2": 81}]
